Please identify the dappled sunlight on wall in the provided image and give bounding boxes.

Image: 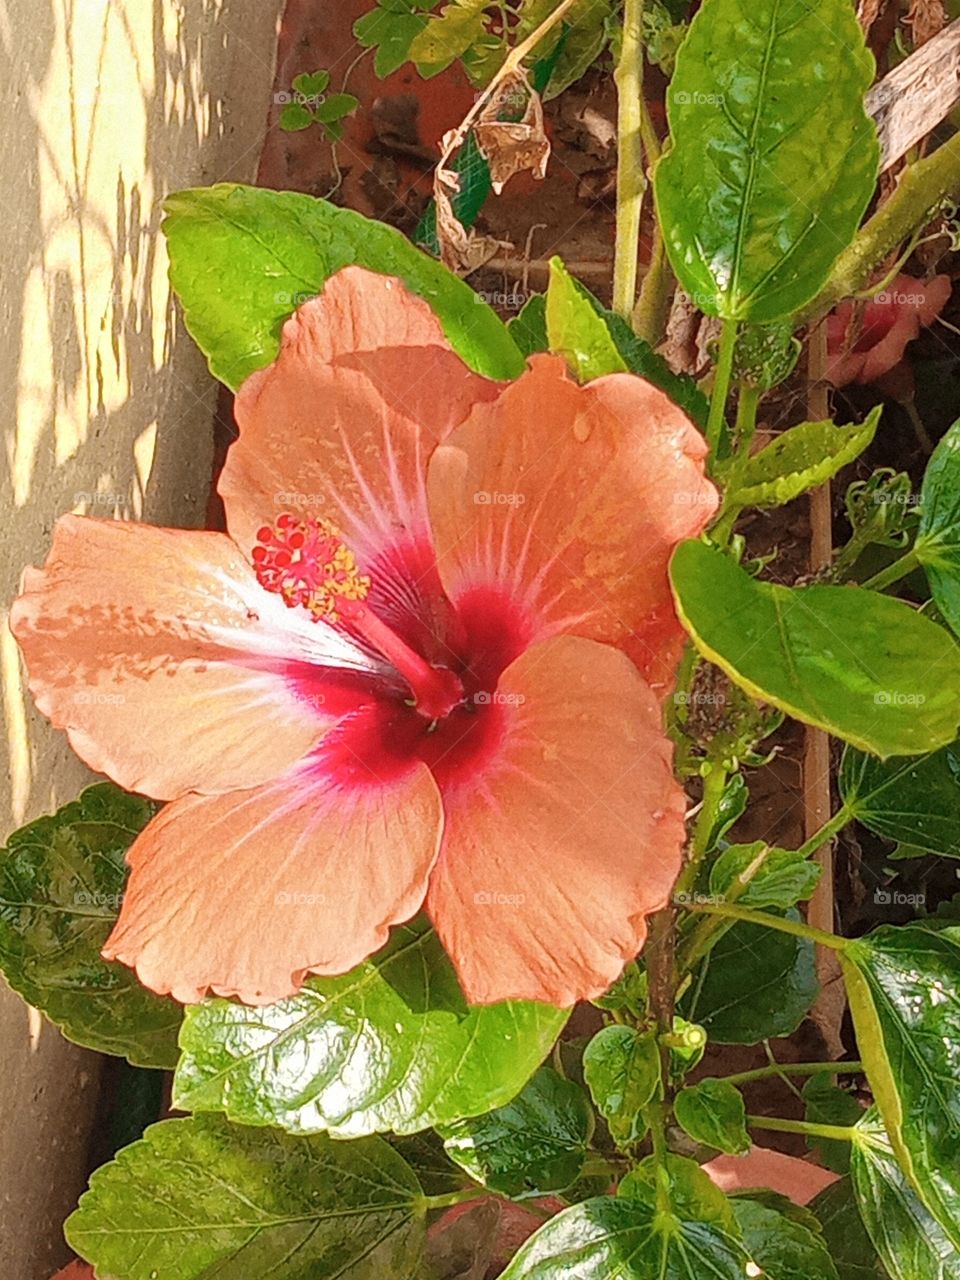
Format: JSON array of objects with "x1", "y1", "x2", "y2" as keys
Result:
[{"x1": 0, "y1": 1, "x2": 283, "y2": 1275}]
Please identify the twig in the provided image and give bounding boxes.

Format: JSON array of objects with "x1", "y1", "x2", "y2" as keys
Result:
[{"x1": 613, "y1": 0, "x2": 647, "y2": 316}]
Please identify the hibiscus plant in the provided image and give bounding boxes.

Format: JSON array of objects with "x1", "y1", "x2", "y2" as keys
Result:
[{"x1": 7, "y1": 0, "x2": 960, "y2": 1278}]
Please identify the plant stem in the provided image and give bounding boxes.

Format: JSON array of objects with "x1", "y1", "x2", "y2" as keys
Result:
[
  {"x1": 712, "y1": 383, "x2": 761, "y2": 544},
  {"x1": 613, "y1": 0, "x2": 647, "y2": 317},
  {"x1": 706, "y1": 318, "x2": 739, "y2": 457},
  {"x1": 732, "y1": 384, "x2": 760, "y2": 459},
  {"x1": 798, "y1": 135, "x2": 960, "y2": 323},
  {"x1": 685, "y1": 901, "x2": 848, "y2": 952},
  {"x1": 422, "y1": 1187, "x2": 483, "y2": 1212},
  {"x1": 723, "y1": 1060, "x2": 863, "y2": 1087},
  {"x1": 675, "y1": 764, "x2": 728, "y2": 899},
  {"x1": 633, "y1": 221, "x2": 672, "y2": 344},
  {"x1": 794, "y1": 805, "x2": 852, "y2": 860},
  {"x1": 747, "y1": 1115, "x2": 858, "y2": 1142},
  {"x1": 861, "y1": 548, "x2": 921, "y2": 592}
]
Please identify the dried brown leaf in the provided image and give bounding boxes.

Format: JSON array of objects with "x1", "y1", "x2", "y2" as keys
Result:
[
  {"x1": 474, "y1": 72, "x2": 551, "y2": 194},
  {"x1": 907, "y1": 0, "x2": 946, "y2": 46}
]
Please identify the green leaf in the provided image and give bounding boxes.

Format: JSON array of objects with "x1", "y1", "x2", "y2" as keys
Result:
[
  {"x1": 279, "y1": 102, "x2": 314, "y2": 131},
  {"x1": 839, "y1": 738, "x2": 960, "y2": 858},
  {"x1": 498, "y1": 1192, "x2": 755, "y2": 1280},
  {"x1": 727, "y1": 411, "x2": 881, "y2": 511},
  {"x1": 735, "y1": 1189, "x2": 825, "y2": 1236},
  {"x1": 174, "y1": 917, "x2": 567, "y2": 1137},
  {"x1": 802, "y1": 1073, "x2": 864, "y2": 1174},
  {"x1": 542, "y1": 0, "x2": 615, "y2": 98},
  {"x1": 654, "y1": 0, "x2": 878, "y2": 322},
  {"x1": 732, "y1": 321, "x2": 802, "y2": 392},
  {"x1": 162, "y1": 183, "x2": 524, "y2": 389},
  {"x1": 705, "y1": 773, "x2": 749, "y2": 852},
  {"x1": 544, "y1": 258, "x2": 709, "y2": 424},
  {"x1": 409, "y1": 0, "x2": 488, "y2": 67},
  {"x1": 354, "y1": 8, "x2": 429, "y2": 78},
  {"x1": 851, "y1": 1109, "x2": 960, "y2": 1280},
  {"x1": 388, "y1": 1131, "x2": 466, "y2": 1198},
  {"x1": 0, "y1": 783, "x2": 180, "y2": 1068},
  {"x1": 65, "y1": 1115, "x2": 425, "y2": 1280},
  {"x1": 675, "y1": 1077, "x2": 750, "y2": 1154},
  {"x1": 841, "y1": 922, "x2": 960, "y2": 1250},
  {"x1": 810, "y1": 1178, "x2": 889, "y2": 1280},
  {"x1": 916, "y1": 419, "x2": 960, "y2": 639},
  {"x1": 619, "y1": 1152, "x2": 735, "y2": 1227},
  {"x1": 509, "y1": 293, "x2": 548, "y2": 357},
  {"x1": 415, "y1": 127, "x2": 493, "y2": 254},
  {"x1": 709, "y1": 841, "x2": 822, "y2": 910},
  {"x1": 292, "y1": 70, "x2": 330, "y2": 96},
  {"x1": 546, "y1": 257, "x2": 627, "y2": 382},
  {"x1": 681, "y1": 910, "x2": 818, "y2": 1044},
  {"x1": 439, "y1": 1067, "x2": 593, "y2": 1196},
  {"x1": 581, "y1": 1025, "x2": 660, "y2": 1145},
  {"x1": 732, "y1": 1198, "x2": 839, "y2": 1280},
  {"x1": 313, "y1": 92, "x2": 359, "y2": 123},
  {"x1": 670, "y1": 540, "x2": 960, "y2": 757}
]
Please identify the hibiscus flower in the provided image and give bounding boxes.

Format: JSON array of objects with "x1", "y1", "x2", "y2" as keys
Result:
[
  {"x1": 825, "y1": 271, "x2": 951, "y2": 388},
  {"x1": 11, "y1": 268, "x2": 717, "y2": 1008}
]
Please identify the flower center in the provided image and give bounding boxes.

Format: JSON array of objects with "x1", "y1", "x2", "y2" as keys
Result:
[{"x1": 253, "y1": 515, "x2": 463, "y2": 721}]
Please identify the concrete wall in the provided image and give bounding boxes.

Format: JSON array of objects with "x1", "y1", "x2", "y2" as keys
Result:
[{"x1": 0, "y1": 1, "x2": 284, "y2": 1273}]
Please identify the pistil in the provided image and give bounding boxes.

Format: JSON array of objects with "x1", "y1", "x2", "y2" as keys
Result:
[{"x1": 253, "y1": 515, "x2": 463, "y2": 720}]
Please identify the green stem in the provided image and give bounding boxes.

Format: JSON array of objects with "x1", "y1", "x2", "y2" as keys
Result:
[
  {"x1": 794, "y1": 806, "x2": 852, "y2": 860},
  {"x1": 422, "y1": 1188, "x2": 484, "y2": 1212},
  {"x1": 798, "y1": 135, "x2": 960, "y2": 323},
  {"x1": 675, "y1": 764, "x2": 728, "y2": 898},
  {"x1": 712, "y1": 383, "x2": 760, "y2": 546},
  {"x1": 861, "y1": 548, "x2": 921, "y2": 592},
  {"x1": 706, "y1": 318, "x2": 739, "y2": 457},
  {"x1": 724, "y1": 1060, "x2": 863, "y2": 1087},
  {"x1": 732, "y1": 384, "x2": 760, "y2": 459},
  {"x1": 633, "y1": 221, "x2": 673, "y2": 345},
  {"x1": 686, "y1": 901, "x2": 848, "y2": 952},
  {"x1": 747, "y1": 1115, "x2": 857, "y2": 1142},
  {"x1": 612, "y1": 0, "x2": 646, "y2": 317}
]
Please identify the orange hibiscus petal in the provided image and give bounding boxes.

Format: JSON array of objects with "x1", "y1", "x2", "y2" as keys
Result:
[
  {"x1": 426, "y1": 635, "x2": 686, "y2": 1006},
  {"x1": 103, "y1": 757, "x2": 443, "y2": 1004},
  {"x1": 9, "y1": 516, "x2": 374, "y2": 800},
  {"x1": 221, "y1": 267, "x2": 500, "y2": 560},
  {"x1": 426, "y1": 354, "x2": 718, "y2": 692},
  {"x1": 704, "y1": 1146, "x2": 838, "y2": 1205}
]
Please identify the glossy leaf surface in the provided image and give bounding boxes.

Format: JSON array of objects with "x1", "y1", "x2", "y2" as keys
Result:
[{"x1": 175, "y1": 918, "x2": 567, "y2": 1137}]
